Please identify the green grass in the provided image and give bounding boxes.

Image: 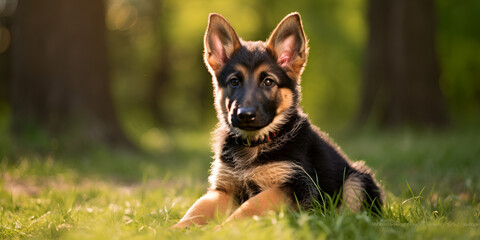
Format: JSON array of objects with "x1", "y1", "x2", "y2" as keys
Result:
[{"x1": 1, "y1": 125, "x2": 480, "y2": 239}]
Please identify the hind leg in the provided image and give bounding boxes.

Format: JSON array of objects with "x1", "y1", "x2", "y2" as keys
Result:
[
  {"x1": 342, "y1": 172, "x2": 366, "y2": 212},
  {"x1": 343, "y1": 163, "x2": 383, "y2": 214}
]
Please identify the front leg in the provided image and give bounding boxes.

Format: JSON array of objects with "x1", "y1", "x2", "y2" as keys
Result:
[
  {"x1": 223, "y1": 187, "x2": 291, "y2": 224},
  {"x1": 171, "y1": 190, "x2": 235, "y2": 229}
]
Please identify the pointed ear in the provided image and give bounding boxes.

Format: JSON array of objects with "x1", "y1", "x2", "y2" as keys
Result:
[
  {"x1": 204, "y1": 13, "x2": 242, "y2": 75},
  {"x1": 267, "y1": 12, "x2": 308, "y2": 80}
]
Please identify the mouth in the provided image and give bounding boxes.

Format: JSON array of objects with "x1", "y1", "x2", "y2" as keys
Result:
[{"x1": 237, "y1": 125, "x2": 264, "y2": 131}]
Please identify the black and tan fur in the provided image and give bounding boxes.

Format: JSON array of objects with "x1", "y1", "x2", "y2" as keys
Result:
[{"x1": 171, "y1": 12, "x2": 383, "y2": 229}]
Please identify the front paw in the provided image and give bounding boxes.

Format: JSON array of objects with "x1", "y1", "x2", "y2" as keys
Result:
[{"x1": 170, "y1": 221, "x2": 192, "y2": 229}]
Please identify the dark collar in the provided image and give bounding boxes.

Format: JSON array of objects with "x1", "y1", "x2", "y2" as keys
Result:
[
  {"x1": 233, "y1": 131, "x2": 279, "y2": 147},
  {"x1": 228, "y1": 110, "x2": 305, "y2": 148}
]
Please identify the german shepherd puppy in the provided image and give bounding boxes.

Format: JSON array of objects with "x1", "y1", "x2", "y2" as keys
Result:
[{"x1": 171, "y1": 12, "x2": 383, "y2": 229}]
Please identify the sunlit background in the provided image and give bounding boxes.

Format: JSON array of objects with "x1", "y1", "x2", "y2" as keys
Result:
[
  {"x1": 1, "y1": 0, "x2": 479, "y2": 152},
  {"x1": 105, "y1": 0, "x2": 370, "y2": 144}
]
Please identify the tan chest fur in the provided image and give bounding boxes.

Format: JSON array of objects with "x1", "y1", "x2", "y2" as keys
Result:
[{"x1": 209, "y1": 158, "x2": 300, "y2": 196}]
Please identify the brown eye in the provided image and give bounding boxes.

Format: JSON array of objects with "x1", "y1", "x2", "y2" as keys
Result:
[
  {"x1": 230, "y1": 78, "x2": 240, "y2": 87},
  {"x1": 264, "y1": 78, "x2": 274, "y2": 87}
]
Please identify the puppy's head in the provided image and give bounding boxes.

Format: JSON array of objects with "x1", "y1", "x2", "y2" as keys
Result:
[{"x1": 204, "y1": 13, "x2": 308, "y2": 140}]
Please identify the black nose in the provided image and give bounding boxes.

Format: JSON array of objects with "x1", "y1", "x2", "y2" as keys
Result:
[{"x1": 237, "y1": 107, "x2": 256, "y2": 122}]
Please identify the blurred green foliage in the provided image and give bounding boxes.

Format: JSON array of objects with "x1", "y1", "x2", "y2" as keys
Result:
[
  {"x1": 0, "y1": 0, "x2": 479, "y2": 147},
  {"x1": 109, "y1": 0, "x2": 368, "y2": 138},
  {"x1": 103, "y1": 0, "x2": 480, "y2": 144},
  {"x1": 436, "y1": 0, "x2": 480, "y2": 122}
]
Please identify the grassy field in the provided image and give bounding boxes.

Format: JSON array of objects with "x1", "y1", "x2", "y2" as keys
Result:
[{"x1": 1, "y1": 124, "x2": 480, "y2": 239}]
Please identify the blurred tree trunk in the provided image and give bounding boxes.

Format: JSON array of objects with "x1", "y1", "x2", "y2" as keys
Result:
[
  {"x1": 149, "y1": 0, "x2": 172, "y2": 126},
  {"x1": 357, "y1": 0, "x2": 449, "y2": 127},
  {"x1": 0, "y1": 21, "x2": 11, "y2": 106},
  {"x1": 10, "y1": 0, "x2": 134, "y2": 149}
]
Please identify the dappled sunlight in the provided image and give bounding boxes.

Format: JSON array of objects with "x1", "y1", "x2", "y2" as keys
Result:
[
  {"x1": 107, "y1": 1, "x2": 138, "y2": 32},
  {"x1": 140, "y1": 128, "x2": 172, "y2": 153}
]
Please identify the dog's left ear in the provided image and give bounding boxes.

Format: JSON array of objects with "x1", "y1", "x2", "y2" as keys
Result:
[{"x1": 267, "y1": 12, "x2": 308, "y2": 80}]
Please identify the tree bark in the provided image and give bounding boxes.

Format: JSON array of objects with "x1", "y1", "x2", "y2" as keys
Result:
[
  {"x1": 149, "y1": 0, "x2": 172, "y2": 126},
  {"x1": 10, "y1": 0, "x2": 134, "y2": 149},
  {"x1": 357, "y1": 0, "x2": 449, "y2": 128}
]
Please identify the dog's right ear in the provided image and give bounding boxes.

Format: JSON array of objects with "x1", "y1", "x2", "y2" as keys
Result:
[{"x1": 204, "y1": 13, "x2": 242, "y2": 75}]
